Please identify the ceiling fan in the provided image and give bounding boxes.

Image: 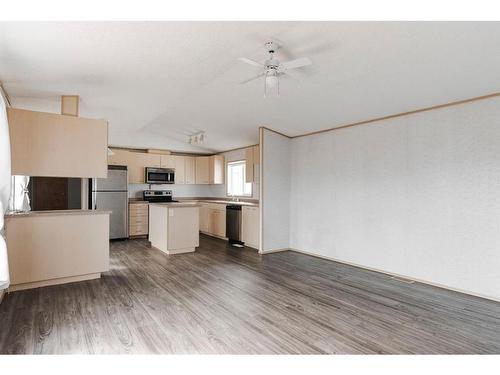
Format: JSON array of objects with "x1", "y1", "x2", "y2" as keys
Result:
[{"x1": 238, "y1": 41, "x2": 312, "y2": 97}]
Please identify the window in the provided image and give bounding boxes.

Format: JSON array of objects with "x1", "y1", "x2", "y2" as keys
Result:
[{"x1": 226, "y1": 160, "x2": 252, "y2": 197}]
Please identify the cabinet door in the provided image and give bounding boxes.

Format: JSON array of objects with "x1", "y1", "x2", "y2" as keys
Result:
[
  {"x1": 185, "y1": 156, "x2": 196, "y2": 184},
  {"x1": 160, "y1": 155, "x2": 175, "y2": 168},
  {"x1": 210, "y1": 209, "x2": 226, "y2": 237},
  {"x1": 245, "y1": 147, "x2": 254, "y2": 183},
  {"x1": 242, "y1": 206, "x2": 259, "y2": 249},
  {"x1": 174, "y1": 156, "x2": 185, "y2": 184},
  {"x1": 128, "y1": 152, "x2": 161, "y2": 184},
  {"x1": 195, "y1": 157, "x2": 209, "y2": 184},
  {"x1": 253, "y1": 145, "x2": 260, "y2": 165},
  {"x1": 108, "y1": 149, "x2": 130, "y2": 166},
  {"x1": 129, "y1": 203, "x2": 149, "y2": 236},
  {"x1": 199, "y1": 203, "x2": 210, "y2": 233},
  {"x1": 209, "y1": 155, "x2": 225, "y2": 184}
]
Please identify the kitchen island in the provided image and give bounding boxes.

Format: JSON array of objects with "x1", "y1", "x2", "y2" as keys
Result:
[{"x1": 148, "y1": 202, "x2": 200, "y2": 255}]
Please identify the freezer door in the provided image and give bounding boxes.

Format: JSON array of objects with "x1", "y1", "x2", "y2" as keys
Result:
[
  {"x1": 94, "y1": 191, "x2": 128, "y2": 239},
  {"x1": 93, "y1": 167, "x2": 128, "y2": 192}
]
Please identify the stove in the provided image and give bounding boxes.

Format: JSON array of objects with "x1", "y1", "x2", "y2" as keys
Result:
[{"x1": 142, "y1": 190, "x2": 178, "y2": 203}]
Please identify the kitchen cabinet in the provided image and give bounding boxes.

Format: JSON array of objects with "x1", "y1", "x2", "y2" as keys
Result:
[
  {"x1": 199, "y1": 202, "x2": 226, "y2": 238},
  {"x1": 160, "y1": 154, "x2": 175, "y2": 169},
  {"x1": 185, "y1": 156, "x2": 196, "y2": 184},
  {"x1": 209, "y1": 207, "x2": 226, "y2": 238},
  {"x1": 253, "y1": 145, "x2": 260, "y2": 165},
  {"x1": 242, "y1": 205, "x2": 259, "y2": 249},
  {"x1": 108, "y1": 149, "x2": 131, "y2": 166},
  {"x1": 195, "y1": 156, "x2": 210, "y2": 184},
  {"x1": 129, "y1": 202, "x2": 149, "y2": 236},
  {"x1": 209, "y1": 155, "x2": 225, "y2": 184},
  {"x1": 128, "y1": 152, "x2": 161, "y2": 184},
  {"x1": 8, "y1": 108, "x2": 108, "y2": 178},
  {"x1": 245, "y1": 145, "x2": 259, "y2": 183},
  {"x1": 173, "y1": 156, "x2": 186, "y2": 184},
  {"x1": 108, "y1": 150, "x2": 224, "y2": 186},
  {"x1": 149, "y1": 204, "x2": 200, "y2": 255},
  {"x1": 199, "y1": 203, "x2": 210, "y2": 232}
]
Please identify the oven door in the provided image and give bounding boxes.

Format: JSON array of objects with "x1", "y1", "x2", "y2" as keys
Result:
[{"x1": 145, "y1": 168, "x2": 175, "y2": 184}]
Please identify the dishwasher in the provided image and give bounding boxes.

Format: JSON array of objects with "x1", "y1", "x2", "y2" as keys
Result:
[{"x1": 226, "y1": 205, "x2": 243, "y2": 247}]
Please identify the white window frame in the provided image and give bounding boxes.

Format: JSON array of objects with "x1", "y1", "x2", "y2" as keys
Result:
[{"x1": 226, "y1": 160, "x2": 252, "y2": 198}]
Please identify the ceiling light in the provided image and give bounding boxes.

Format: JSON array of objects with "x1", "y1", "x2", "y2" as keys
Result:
[
  {"x1": 188, "y1": 131, "x2": 206, "y2": 145},
  {"x1": 264, "y1": 70, "x2": 279, "y2": 97}
]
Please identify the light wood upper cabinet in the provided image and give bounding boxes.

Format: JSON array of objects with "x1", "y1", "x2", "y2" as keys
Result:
[
  {"x1": 209, "y1": 155, "x2": 224, "y2": 184},
  {"x1": 195, "y1": 156, "x2": 210, "y2": 184},
  {"x1": 108, "y1": 149, "x2": 131, "y2": 166},
  {"x1": 128, "y1": 152, "x2": 161, "y2": 184},
  {"x1": 8, "y1": 108, "x2": 108, "y2": 178},
  {"x1": 245, "y1": 147, "x2": 254, "y2": 183},
  {"x1": 253, "y1": 145, "x2": 260, "y2": 165},
  {"x1": 160, "y1": 155, "x2": 175, "y2": 169},
  {"x1": 245, "y1": 145, "x2": 260, "y2": 183},
  {"x1": 173, "y1": 156, "x2": 186, "y2": 184},
  {"x1": 185, "y1": 156, "x2": 196, "y2": 184},
  {"x1": 242, "y1": 205, "x2": 259, "y2": 249}
]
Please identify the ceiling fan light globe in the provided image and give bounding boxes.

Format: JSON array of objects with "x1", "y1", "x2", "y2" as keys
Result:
[{"x1": 266, "y1": 75, "x2": 278, "y2": 88}]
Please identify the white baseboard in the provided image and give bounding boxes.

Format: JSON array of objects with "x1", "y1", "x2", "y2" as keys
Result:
[{"x1": 259, "y1": 248, "x2": 290, "y2": 254}]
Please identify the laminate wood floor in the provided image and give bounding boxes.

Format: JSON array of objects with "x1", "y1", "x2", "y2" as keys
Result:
[{"x1": 1, "y1": 234, "x2": 499, "y2": 354}]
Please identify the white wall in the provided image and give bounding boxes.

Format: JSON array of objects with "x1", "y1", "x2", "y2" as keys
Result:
[
  {"x1": 289, "y1": 96, "x2": 500, "y2": 300},
  {"x1": 262, "y1": 128, "x2": 291, "y2": 252}
]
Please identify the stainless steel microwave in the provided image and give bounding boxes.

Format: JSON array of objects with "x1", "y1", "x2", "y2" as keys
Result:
[{"x1": 145, "y1": 167, "x2": 175, "y2": 184}]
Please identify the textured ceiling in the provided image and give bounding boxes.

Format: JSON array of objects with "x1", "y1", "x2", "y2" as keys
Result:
[{"x1": 1, "y1": 21, "x2": 499, "y2": 152}]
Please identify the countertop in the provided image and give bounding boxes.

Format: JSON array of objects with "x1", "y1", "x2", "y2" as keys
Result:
[
  {"x1": 148, "y1": 202, "x2": 201, "y2": 208},
  {"x1": 5, "y1": 209, "x2": 112, "y2": 218},
  {"x1": 130, "y1": 198, "x2": 259, "y2": 207}
]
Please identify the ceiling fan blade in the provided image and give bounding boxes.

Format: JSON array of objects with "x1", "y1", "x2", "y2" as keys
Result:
[
  {"x1": 240, "y1": 73, "x2": 265, "y2": 84},
  {"x1": 280, "y1": 57, "x2": 312, "y2": 70},
  {"x1": 238, "y1": 57, "x2": 264, "y2": 68},
  {"x1": 280, "y1": 70, "x2": 301, "y2": 81}
]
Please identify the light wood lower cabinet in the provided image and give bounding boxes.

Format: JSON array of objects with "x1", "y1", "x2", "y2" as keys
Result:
[
  {"x1": 209, "y1": 208, "x2": 226, "y2": 238},
  {"x1": 242, "y1": 206, "x2": 259, "y2": 249},
  {"x1": 199, "y1": 203, "x2": 210, "y2": 233},
  {"x1": 129, "y1": 202, "x2": 149, "y2": 236},
  {"x1": 199, "y1": 203, "x2": 226, "y2": 238}
]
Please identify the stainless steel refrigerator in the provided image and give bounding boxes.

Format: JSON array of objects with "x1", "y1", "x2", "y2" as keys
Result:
[{"x1": 90, "y1": 166, "x2": 128, "y2": 239}]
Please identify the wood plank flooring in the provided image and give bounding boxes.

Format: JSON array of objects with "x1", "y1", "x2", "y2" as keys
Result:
[{"x1": 1, "y1": 234, "x2": 499, "y2": 354}]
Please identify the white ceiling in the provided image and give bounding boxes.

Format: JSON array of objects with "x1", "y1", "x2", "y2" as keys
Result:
[{"x1": 1, "y1": 22, "x2": 499, "y2": 153}]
